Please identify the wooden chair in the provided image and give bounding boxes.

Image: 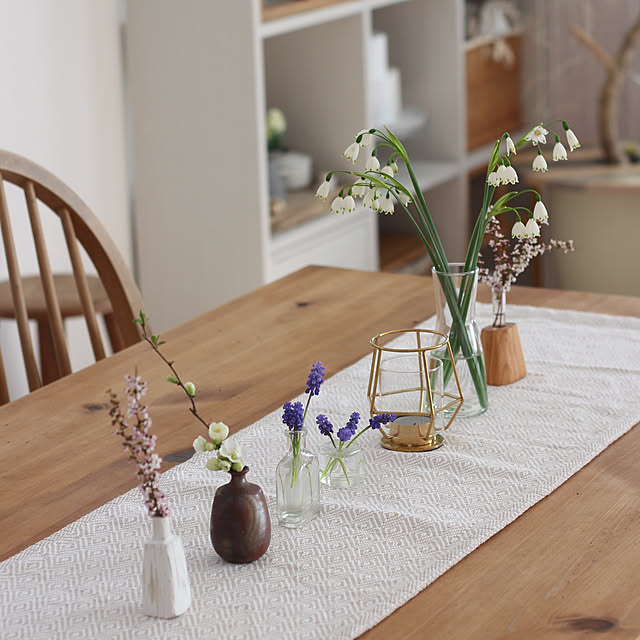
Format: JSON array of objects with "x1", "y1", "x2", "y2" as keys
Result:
[{"x1": 0, "y1": 149, "x2": 144, "y2": 404}]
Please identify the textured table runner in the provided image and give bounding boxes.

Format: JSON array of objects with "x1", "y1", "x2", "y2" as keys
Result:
[{"x1": 3, "y1": 304, "x2": 640, "y2": 640}]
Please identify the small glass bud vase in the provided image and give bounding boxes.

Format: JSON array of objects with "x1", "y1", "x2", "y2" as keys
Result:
[
  {"x1": 276, "y1": 429, "x2": 320, "y2": 528},
  {"x1": 492, "y1": 287, "x2": 507, "y2": 327},
  {"x1": 318, "y1": 443, "x2": 363, "y2": 488}
]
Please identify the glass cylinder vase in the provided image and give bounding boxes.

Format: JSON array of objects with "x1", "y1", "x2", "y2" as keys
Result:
[
  {"x1": 276, "y1": 429, "x2": 320, "y2": 528},
  {"x1": 318, "y1": 442, "x2": 363, "y2": 488},
  {"x1": 432, "y1": 263, "x2": 488, "y2": 417},
  {"x1": 492, "y1": 287, "x2": 507, "y2": 327}
]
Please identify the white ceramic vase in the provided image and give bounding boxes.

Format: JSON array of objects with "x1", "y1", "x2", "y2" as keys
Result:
[{"x1": 142, "y1": 516, "x2": 191, "y2": 618}]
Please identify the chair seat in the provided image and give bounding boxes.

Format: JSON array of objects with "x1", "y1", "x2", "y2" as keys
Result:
[{"x1": 0, "y1": 275, "x2": 112, "y2": 321}]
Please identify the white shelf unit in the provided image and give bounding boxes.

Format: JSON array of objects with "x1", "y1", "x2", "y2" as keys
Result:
[{"x1": 125, "y1": 0, "x2": 471, "y2": 331}]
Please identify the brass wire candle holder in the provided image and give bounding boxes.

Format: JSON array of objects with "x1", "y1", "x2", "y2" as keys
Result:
[{"x1": 367, "y1": 329, "x2": 464, "y2": 452}]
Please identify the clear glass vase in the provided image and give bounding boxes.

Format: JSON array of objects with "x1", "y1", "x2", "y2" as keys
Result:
[
  {"x1": 491, "y1": 287, "x2": 507, "y2": 327},
  {"x1": 432, "y1": 263, "x2": 488, "y2": 418},
  {"x1": 276, "y1": 429, "x2": 320, "y2": 528},
  {"x1": 318, "y1": 442, "x2": 363, "y2": 488}
]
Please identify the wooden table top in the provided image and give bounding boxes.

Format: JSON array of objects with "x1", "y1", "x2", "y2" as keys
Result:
[{"x1": 2, "y1": 266, "x2": 640, "y2": 638}]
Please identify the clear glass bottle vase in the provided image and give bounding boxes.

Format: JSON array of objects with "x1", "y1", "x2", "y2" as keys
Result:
[
  {"x1": 276, "y1": 429, "x2": 320, "y2": 528},
  {"x1": 432, "y1": 263, "x2": 488, "y2": 417},
  {"x1": 318, "y1": 442, "x2": 363, "y2": 488}
]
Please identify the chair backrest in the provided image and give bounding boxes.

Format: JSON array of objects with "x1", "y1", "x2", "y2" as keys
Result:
[{"x1": 0, "y1": 149, "x2": 144, "y2": 403}]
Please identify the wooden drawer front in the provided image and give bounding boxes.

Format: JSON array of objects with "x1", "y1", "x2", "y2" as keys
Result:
[{"x1": 466, "y1": 35, "x2": 521, "y2": 151}]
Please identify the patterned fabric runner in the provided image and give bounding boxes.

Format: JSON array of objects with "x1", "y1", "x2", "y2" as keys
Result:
[{"x1": 2, "y1": 305, "x2": 640, "y2": 640}]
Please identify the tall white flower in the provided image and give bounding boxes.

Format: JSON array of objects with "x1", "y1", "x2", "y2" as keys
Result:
[
  {"x1": 331, "y1": 196, "x2": 344, "y2": 214},
  {"x1": 506, "y1": 136, "x2": 517, "y2": 156},
  {"x1": 496, "y1": 164, "x2": 508, "y2": 185},
  {"x1": 487, "y1": 170, "x2": 500, "y2": 187},
  {"x1": 343, "y1": 142, "x2": 359, "y2": 163},
  {"x1": 380, "y1": 194, "x2": 394, "y2": 215},
  {"x1": 357, "y1": 129, "x2": 372, "y2": 147},
  {"x1": 511, "y1": 220, "x2": 527, "y2": 238},
  {"x1": 365, "y1": 155, "x2": 380, "y2": 172},
  {"x1": 209, "y1": 421, "x2": 229, "y2": 442},
  {"x1": 565, "y1": 128, "x2": 581, "y2": 151},
  {"x1": 503, "y1": 165, "x2": 519, "y2": 184},
  {"x1": 525, "y1": 218, "x2": 541, "y2": 237},
  {"x1": 343, "y1": 194, "x2": 356, "y2": 213},
  {"x1": 315, "y1": 180, "x2": 331, "y2": 200},
  {"x1": 533, "y1": 200, "x2": 549, "y2": 221},
  {"x1": 532, "y1": 153, "x2": 548, "y2": 172},
  {"x1": 525, "y1": 124, "x2": 548, "y2": 146},
  {"x1": 552, "y1": 141, "x2": 567, "y2": 161},
  {"x1": 381, "y1": 165, "x2": 394, "y2": 178}
]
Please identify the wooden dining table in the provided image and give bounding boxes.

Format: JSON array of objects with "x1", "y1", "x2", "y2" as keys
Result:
[{"x1": 2, "y1": 265, "x2": 640, "y2": 639}]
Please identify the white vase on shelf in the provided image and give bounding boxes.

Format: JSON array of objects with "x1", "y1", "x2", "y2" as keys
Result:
[{"x1": 142, "y1": 516, "x2": 191, "y2": 619}]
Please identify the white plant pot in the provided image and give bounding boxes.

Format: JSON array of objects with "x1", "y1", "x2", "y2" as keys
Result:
[{"x1": 142, "y1": 516, "x2": 191, "y2": 618}]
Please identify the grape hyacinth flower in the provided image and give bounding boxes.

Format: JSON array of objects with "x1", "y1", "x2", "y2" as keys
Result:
[{"x1": 282, "y1": 401, "x2": 305, "y2": 431}]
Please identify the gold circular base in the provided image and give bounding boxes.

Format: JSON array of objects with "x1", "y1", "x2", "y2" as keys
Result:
[{"x1": 380, "y1": 433, "x2": 445, "y2": 452}]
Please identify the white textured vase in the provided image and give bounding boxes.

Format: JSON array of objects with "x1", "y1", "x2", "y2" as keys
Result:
[{"x1": 142, "y1": 516, "x2": 191, "y2": 618}]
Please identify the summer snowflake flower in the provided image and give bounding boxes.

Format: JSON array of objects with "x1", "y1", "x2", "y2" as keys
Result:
[
  {"x1": 343, "y1": 142, "x2": 359, "y2": 163},
  {"x1": 381, "y1": 165, "x2": 394, "y2": 178},
  {"x1": 532, "y1": 153, "x2": 548, "y2": 172},
  {"x1": 503, "y1": 165, "x2": 519, "y2": 184},
  {"x1": 553, "y1": 141, "x2": 567, "y2": 161},
  {"x1": 351, "y1": 182, "x2": 367, "y2": 198},
  {"x1": 209, "y1": 422, "x2": 229, "y2": 442},
  {"x1": 565, "y1": 128, "x2": 581, "y2": 151},
  {"x1": 506, "y1": 136, "x2": 516, "y2": 156},
  {"x1": 496, "y1": 164, "x2": 508, "y2": 184},
  {"x1": 525, "y1": 218, "x2": 541, "y2": 237},
  {"x1": 343, "y1": 194, "x2": 356, "y2": 213},
  {"x1": 396, "y1": 191, "x2": 411, "y2": 207},
  {"x1": 357, "y1": 129, "x2": 372, "y2": 147},
  {"x1": 363, "y1": 189, "x2": 379, "y2": 210},
  {"x1": 365, "y1": 155, "x2": 380, "y2": 172},
  {"x1": 487, "y1": 170, "x2": 500, "y2": 187},
  {"x1": 525, "y1": 124, "x2": 549, "y2": 145},
  {"x1": 380, "y1": 194, "x2": 394, "y2": 215},
  {"x1": 315, "y1": 180, "x2": 331, "y2": 200},
  {"x1": 331, "y1": 196, "x2": 344, "y2": 214},
  {"x1": 533, "y1": 200, "x2": 549, "y2": 221},
  {"x1": 512, "y1": 220, "x2": 527, "y2": 238}
]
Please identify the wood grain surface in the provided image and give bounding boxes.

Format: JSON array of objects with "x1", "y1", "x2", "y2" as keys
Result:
[{"x1": 1, "y1": 266, "x2": 639, "y2": 639}]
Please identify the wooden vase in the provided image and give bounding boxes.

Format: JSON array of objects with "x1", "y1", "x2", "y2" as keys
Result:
[
  {"x1": 142, "y1": 516, "x2": 191, "y2": 618},
  {"x1": 480, "y1": 322, "x2": 527, "y2": 386},
  {"x1": 210, "y1": 467, "x2": 271, "y2": 563}
]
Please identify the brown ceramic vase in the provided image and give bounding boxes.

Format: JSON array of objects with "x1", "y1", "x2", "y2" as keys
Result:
[{"x1": 210, "y1": 467, "x2": 271, "y2": 563}]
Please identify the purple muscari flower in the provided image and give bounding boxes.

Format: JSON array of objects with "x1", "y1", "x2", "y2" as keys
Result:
[
  {"x1": 369, "y1": 413, "x2": 396, "y2": 430},
  {"x1": 337, "y1": 426, "x2": 353, "y2": 442},
  {"x1": 282, "y1": 401, "x2": 304, "y2": 431},
  {"x1": 305, "y1": 361, "x2": 325, "y2": 396},
  {"x1": 345, "y1": 411, "x2": 360, "y2": 435},
  {"x1": 316, "y1": 414, "x2": 334, "y2": 436}
]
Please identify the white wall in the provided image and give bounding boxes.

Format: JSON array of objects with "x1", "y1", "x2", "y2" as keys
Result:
[{"x1": 0, "y1": 0, "x2": 131, "y2": 399}]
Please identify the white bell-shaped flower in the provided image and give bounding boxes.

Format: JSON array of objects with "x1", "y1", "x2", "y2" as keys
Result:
[
  {"x1": 565, "y1": 128, "x2": 581, "y2": 151},
  {"x1": 365, "y1": 155, "x2": 380, "y2": 172},
  {"x1": 553, "y1": 141, "x2": 567, "y2": 161},
  {"x1": 380, "y1": 194, "x2": 394, "y2": 215},
  {"x1": 396, "y1": 191, "x2": 411, "y2": 207},
  {"x1": 343, "y1": 142, "x2": 359, "y2": 163},
  {"x1": 533, "y1": 200, "x2": 549, "y2": 221},
  {"x1": 343, "y1": 194, "x2": 356, "y2": 213},
  {"x1": 357, "y1": 129, "x2": 372, "y2": 147},
  {"x1": 496, "y1": 164, "x2": 508, "y2": 185},
  {"x1": 532, "y1": 153, "x2": 548, "y2": 172},
  {"x1": 525, "y1": 218, "x2": 541, "y2": 237},
  {"x1": 315, "y1": 180, "x2": 331, "y2": 200},
  {"x1": 363, "y1": 189, "x2": 379, "y2": 211},
  {"x1": 351, "y1": 182, "x2": 367, "y2": 198},
  {"x1": 511, "y1": 220, "x2": 527, "y2": 238},
  {"x1": 487, "y1": 170, "x2": 500, "y2": 187},
  {"x1": 381, "y1": 165, "x2": 394, "y2": 178},
  {"x1": 330, "y1": 195, "x2": 344, "y2": 214},
  {"x1": 503, "y1": 165, "x2": 519, "y2": 184},
  {"x1": 525, "y1": 124, "x2": 549, "y2": 146},
  {"x1": 506, "y1": 136, "x2": 517, "y2": 156}
]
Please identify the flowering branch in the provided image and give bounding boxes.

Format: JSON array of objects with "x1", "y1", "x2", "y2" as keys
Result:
[{"x1": 109, "y1": 374, "x2": 169, "y2": 517}]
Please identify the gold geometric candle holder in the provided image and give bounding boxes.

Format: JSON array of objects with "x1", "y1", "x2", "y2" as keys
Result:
[{"x1": 367, "y1": 329, "x2": 464, "y2": 452}]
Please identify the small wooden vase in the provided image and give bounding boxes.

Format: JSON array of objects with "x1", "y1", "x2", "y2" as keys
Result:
[
  {"x1": 480, "y1": 322, "x2": 527, "y2": 386},
  {"x1": 210, "y1": 467, "x2": 271, "y2": 563}
]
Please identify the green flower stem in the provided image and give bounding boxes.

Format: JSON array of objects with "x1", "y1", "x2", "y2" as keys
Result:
[{"x1": 290, "y1": 430, "x2": 302, "y2": 488}]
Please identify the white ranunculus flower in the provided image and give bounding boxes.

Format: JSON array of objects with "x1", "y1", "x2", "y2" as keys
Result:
[
  {"x1": 219, "y1": 440, "x2": 244, "y2": 465},
  {"x1": 565, "y1": 128, "x2": 581, "y2": 151},
  {"x1": 532, "y1": 153, "x2": 548, "y2": 172},
  {"x1": 343, "y1": 142, "x2": 359, "y2": 163},
  {"x1": 525, "y1": 218, "x2": 541, "y2": 237},
  {"x1": 365, "y1": 155, "x2": 380, "y2": 172},
  {"x1": 209, "y1": 421, "x2": 229, "y2": 442},
  {"x1": 552, "y1": 141, "x2": 567, "y2": 161},
  {"x1": 315, "y1": 180, "x2": 331, "y2": 200},
  {"x1": 193, "y1": 435, "x2": 208, "y2": 453},
  {"x1": 533, "y1": 200, "x2": 549, "y2": 221},
  {"x1": 511, "y1": 220, "x2": 527, "y2": 239}
]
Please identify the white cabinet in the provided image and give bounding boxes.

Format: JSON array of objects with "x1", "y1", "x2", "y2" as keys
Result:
[{"x1": 125, "y1": 0, "x2": 471, "y2": 330}]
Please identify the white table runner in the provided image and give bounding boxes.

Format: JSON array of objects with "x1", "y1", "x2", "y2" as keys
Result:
[{"x1": 3, "y1": 304, "x2": 640, "y2": 640}]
